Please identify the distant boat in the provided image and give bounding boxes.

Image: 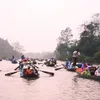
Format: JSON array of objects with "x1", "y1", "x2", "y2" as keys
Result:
[
  {"x1": 11, "y1": 59, "x2": 18, "y2": 64},
  {"x1": 0, "y1": 58, "x2": 2, "y2": 61}
]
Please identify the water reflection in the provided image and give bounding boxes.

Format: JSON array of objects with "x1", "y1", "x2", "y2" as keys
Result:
[
  {"x1": 0, "y1": 61, "x2": 100, "y2": 100},
  {"x1": 21, "y1": 78, "x2": 39, "y2": 85}
]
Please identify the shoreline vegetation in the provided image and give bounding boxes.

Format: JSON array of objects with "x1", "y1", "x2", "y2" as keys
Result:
[{"x1": 55, "y1": 13, "x2": 100, "y2": 64}]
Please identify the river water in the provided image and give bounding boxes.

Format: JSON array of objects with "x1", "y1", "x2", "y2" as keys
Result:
[{"x1": 0, "y1": 60, "x2": 100, "y2": 100}]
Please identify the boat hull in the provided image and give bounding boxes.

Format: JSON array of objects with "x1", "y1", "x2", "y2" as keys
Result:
[
  {"x1": 46, "y1": 64, "x2": 55, "y2": 67},
  {"x1": 20, "y1": 73, "x2": 39, "y2": 79},
  {"x1": 77, "y1": 73, "x2": 100, "y2": 81},
  {"x1": 11, "y1": 60, "x2": 17, "y2": 64},
  {"x1": 67, "y1": 68, "x2": 76, "y2": 72}
]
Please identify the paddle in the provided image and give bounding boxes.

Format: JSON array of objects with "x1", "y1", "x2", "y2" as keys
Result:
[
  {"x1": 32, "y1": 65, "x2": 54, "y2": 76},
  {"x1": 55, "y1": 64, "x2": 65, "y2": 71},
  {"x1": 39, "y1": 70, "x2": 54, "y2": 76},
  {"x1": 14, "y1": 66, "x2": 20, "y2": 70},
  {"x1": 5, "y1": 71, "x2": 19, "y2": 76},
  {"x1": 37, "y1": 62, "x2": 43, "y2": 64},
  {"x1": 55, "y1": 67, "x2": 64, "y2": 71}
]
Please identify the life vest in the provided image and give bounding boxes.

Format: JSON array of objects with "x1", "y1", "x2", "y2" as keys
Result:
[
  {"x1": 24, "y1": 68, "x2": 33, "y2": 75},
  {"x1": 81, "y1": 69, "x2": 91, "y2": 76}
]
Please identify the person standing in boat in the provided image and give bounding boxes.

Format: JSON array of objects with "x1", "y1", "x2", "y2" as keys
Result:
[{"x1": 72, "y1": 49, "x2": 80, "y2": 66}]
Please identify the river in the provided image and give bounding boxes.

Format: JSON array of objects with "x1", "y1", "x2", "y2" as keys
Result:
[{"x1": 0, "y1": 60, "x2": 100, "y2": 100}]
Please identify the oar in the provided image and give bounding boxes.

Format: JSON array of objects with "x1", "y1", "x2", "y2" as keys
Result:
[
  {"x1": 39, "y1": 70, "x2": 54, "y2": 76},
  {"x1": 37, "y1": 62, "x2": 43, "y2": 64},
  {"x1": 14, "y1": 66, "x2": 20, "y2": 70},
  {"x1": 5, "y1": 71, "x2": 19, "y2": 76},
  {"x1": 55, "y1": 64, "x2": 65, "y2": 71},
  {"x1": 55, "y1": 67, "x2": 64, "y2": 71},
  {"x1": 55, "y1": 64, "x2": 63, "y2": 67},
  {"x1": 32, "y1": 65, "x2": 54, "y2": 76}
]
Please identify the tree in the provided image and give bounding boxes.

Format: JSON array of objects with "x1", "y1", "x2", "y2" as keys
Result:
[
  {"x1": 58, "y1": 27, "x2": 73, "y2": 45},
  {"x1": 78, "y1": 14, "x2": 100, "y2": 56},
  {"x1": 55, "y1": 27, "x2": 73, "y2": 60},
  {"x1": 12, "y1": 42, "x2": 25, "y2": 54}
]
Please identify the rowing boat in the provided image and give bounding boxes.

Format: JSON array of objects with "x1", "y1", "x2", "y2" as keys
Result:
[
  {"x1": 77, "y1": 73, "x2": 100, "y2": 81},
  {"x1": 20, "y1": 65, "x2": 39, "y2": 79},
  {"x1": 66, "y1": 68, "x2": 76, "y2": 72},
  {"x1": 45, "y1": 61, "x2": 56, "y2": 67},
  {"x1": 11, "y1": 60, "x2": 17, "y2": 64}
]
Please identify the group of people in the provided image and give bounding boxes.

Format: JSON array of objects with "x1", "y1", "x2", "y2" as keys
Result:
[
  {"x1": 12, "y1": 54, "x2": 38, "y2": 77},
  {"x1": 45, "y1": 58, "x2": 57, "y2": 66},
  {"x1": 65, "y1": 49, "x2": 100, "y2": 76},
  {"x1": 65, "y1": 49, "x2": 80, "y2": 69}
]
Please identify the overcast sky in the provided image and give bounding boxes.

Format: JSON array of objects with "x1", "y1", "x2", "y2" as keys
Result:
[{"x1": 0, "y1": 0, "x2": 99, "y2": 53}]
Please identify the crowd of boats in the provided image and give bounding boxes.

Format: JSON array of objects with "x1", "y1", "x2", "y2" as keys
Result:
[
  {"x1": 0, "y1": 55, "x2": 100, "y2": 81},
  {"x1": 55, "y1": 59, "x2": 100, "y2": 81},
  {"x1": 4, "y1": 57, "x2": 57, "y2": 79}
]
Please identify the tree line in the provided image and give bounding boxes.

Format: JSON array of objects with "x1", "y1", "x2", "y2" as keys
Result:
[
  {"x1": 55, "y1": 13, "x2": 100, "y2": 64},
  {"x1": 0, "y1": 38, "x2": 24, "y2": 59}
]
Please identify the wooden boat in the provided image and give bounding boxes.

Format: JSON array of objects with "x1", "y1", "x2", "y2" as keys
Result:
[
  {"x1": 64, "y1": 64, "x2": 76, "y2": 72},
  {"x1": 0, "y1": 58, "x2": 2, "y2": 61},
  {"x1": 77, "y1": 73, "x2": 100, "y2": 81},
  {"x1": 11, "y1": 60, "x2": 17, "y2": 64},
  {"x1": 45, "y1": 61, "x2": 56, "y2": 67},
  {"x1": 20, "y1": 65, "x2": 39, "y2": 79},
  {"x1": 66, "y1": 68, "x2": 76, "y2": 72},
  {"x1": 46, "y1": 63, "x2": 55, "y2": 67},
  {"x1": 20, "y1": 72, "x2": 39, "y2": 79}
]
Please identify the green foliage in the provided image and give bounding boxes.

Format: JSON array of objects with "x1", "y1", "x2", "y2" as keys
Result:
[
  {"x1": 55, "y1": 13, "x2": 100, "y2": 64},
  {"x1": 79, "y1": 54, "x2": 87, "y2": 62},
  {"x1": 93, "y1": 52, "x2": 100, "y2": 63},
  {"x1": 85, "y1": 57, "x2": 94, "y2": 63}
]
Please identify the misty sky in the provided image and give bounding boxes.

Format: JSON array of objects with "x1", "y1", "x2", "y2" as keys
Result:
[{"x1": 0, "y1": 0, "x2": 99, "y2": 53}]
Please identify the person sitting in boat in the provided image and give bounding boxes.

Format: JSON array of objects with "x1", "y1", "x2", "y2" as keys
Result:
[
  {"x1": 12, "y1": 55, "x2": 15, "y2": 60},
  {"x1": 64, "y1": 59, "x2": 73, "y2": 69},
  {"x1": 65, "y1": 58, "x2": 70, "y2": 68},
  {"x1": 19, "y1": 59, "x2": 28, "y2": 70},
  {"x1": 52, "y1": 58, "x2": 57, "y2": 64},
  {"x1": 81, "y1": 68, "x2": 91, "y2": 76},
  {"x1": 21, "y1": 54, "x2": 25, "y2": 60},
  {"x1": 95, "y1": 66, "x2": 100, "y2": 76},
  {"x1": 76, "y1": 60, "x2": 89, "y2": 74},
  {"x1": 88, "y1": 65, "x2": 97, "y2": 75},
  {"x1": 50, "y1": 58, "x2": 55, "y2": 65},
  {"x1": 24, "y1": 65, "x2": 33, "y2": 75},
  {"x1": 81, "y1": 60, "x2": 88, "y2": 70}
]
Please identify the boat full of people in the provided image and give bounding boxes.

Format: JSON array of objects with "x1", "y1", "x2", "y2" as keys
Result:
[{"x1": 44, "y1": 58, "x2": 57, "y2": 67}]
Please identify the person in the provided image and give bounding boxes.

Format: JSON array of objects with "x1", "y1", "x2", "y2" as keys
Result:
[
  {"x1": 72, "y1": 49, "x2": 80, "y2": 66},
  {"x1": 21, "y1": 54, "x2": 26, "y2": 60},
  {"x1": 81, "y1": 60, "x2": 88, "y2": 69},
  {"x1": 95, "y1": 66, "x2": 100, "y2": 76},
  {"x1": 12, "y1": 55, "x2": 15, "y2": 60},
  {"x1": 65, "y1": 58, "x2": 70, "y2": 68},
  {"x1": 64, "y1": 58, "x2": 73, "y2": 69}
]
